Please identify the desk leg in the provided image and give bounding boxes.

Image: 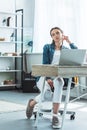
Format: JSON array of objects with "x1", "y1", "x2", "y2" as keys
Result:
[
  {"x1": 61, "y1": 78, "x2": 72, "y2": 130},
  {"x1": 34, "y1": 76, "x2": 46, "y2": 127}
]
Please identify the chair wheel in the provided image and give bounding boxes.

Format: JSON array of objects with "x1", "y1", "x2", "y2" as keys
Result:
[
  {"x1": 33, "y1": 112, "x2": 37, "y2": 119},
  {"x1": 33, "y1": 112, "x2": 43, "y2": 119},
  {"x1": 70, "y1": 114, "x2": 75, "y2": 120},
  {"x1": 59, "y1": 110, "x2": 63, "y2": 115}
]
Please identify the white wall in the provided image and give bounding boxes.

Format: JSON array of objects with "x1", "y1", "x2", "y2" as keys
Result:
[
  {"x1": 0, "y1": 0, "x2": 15, "y2": 12},
  {"x1": 16, "y1": 0, "x2": 35, "y2": 52},
  {"x1": 23, "y1": 53, "x2": 43, "y2": 73},
  {"x1": 16, "y1": 0, "x2": 35, "y2": 28}
]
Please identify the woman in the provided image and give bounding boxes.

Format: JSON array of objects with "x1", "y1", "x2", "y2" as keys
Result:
[{"x1": 26, "y1": 27, "x2": 78, "y2": 129}]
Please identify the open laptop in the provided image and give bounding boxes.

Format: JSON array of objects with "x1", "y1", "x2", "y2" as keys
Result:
[{"x1": 59, "y1": 49, "x2": 86, "y2": 66}]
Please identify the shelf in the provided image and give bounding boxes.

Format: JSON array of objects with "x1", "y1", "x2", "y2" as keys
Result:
[
  {"x1": 0, "y1": 41, "x2": 24, "y2": 44},
  {"x1": 0, "y1": 70, "x2": 21, "y2": 72},
  {"x1": 0, "y1": 11, "x2": 23, "y2": 16},
  {"x1": 0, "y1": 56, "x2": 21, "y2": 58},
  {"x1": 0, "y1": 9, "x2": 23, "y2": 90},
  {"x1": 0, "y1": 84, "x2": 21, "y2": 87},
  {"x1": 0, "y1": 26, "x2": 23, "y2": 30},
  {"x1": 0, "y1": 41, "x2": 15, "y2": 44}
]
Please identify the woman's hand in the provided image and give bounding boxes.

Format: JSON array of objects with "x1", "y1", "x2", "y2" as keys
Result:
[
  {"x1": 47, "y1": 79, "x2": 54, "y2": 88},
  {"x1": 63, "y1": 35, "x2": 71, "y2": 44}
]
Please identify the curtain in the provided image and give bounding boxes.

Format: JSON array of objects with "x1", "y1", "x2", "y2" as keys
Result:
[{"x1": 33, "y1": 0, "x2": 87, "y2": 53}]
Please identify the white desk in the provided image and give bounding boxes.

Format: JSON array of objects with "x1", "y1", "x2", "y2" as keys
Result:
[
  {"x1": 32, "y1": 64, "x2": 87, "y2": 130},
  {"x1": 32, "y1": 64, "x2": 87, "y2": 77}
]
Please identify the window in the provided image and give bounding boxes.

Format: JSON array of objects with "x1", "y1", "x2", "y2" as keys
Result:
[{"x1": 33, "y1": 0, "x2": 87, "y2": 52}]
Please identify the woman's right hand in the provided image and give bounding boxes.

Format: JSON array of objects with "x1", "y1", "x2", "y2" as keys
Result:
[{"x1": 47, "y1": 79, "x2": 54, "y2": 88}]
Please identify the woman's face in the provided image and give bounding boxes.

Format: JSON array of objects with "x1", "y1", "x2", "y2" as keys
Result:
[{"x1": 50, "y1": 29, "x2": 63, "y2": 43}]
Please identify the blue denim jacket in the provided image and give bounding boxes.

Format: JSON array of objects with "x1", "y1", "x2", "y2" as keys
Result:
[{"x1": 43, "y1": 43, "x2": 78, "y2": 64}]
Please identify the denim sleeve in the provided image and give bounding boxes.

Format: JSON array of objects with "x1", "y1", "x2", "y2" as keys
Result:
[
  {"x1": 69, "y1": 43, "x2": 78, "y2": 49},
  {"x1": 43, "y1": 44, "x2": 50, "y2": 64}
]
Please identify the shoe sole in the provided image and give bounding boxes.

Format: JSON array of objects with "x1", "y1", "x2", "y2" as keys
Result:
[
  {"x1": 52, "y1": 125, "x2": 61, "y2": 129},
  {"x1": 26, "y1": 99, "x2": 34, "y2": 118}
]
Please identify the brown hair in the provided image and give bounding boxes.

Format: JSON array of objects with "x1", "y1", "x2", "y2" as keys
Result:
[{"x1": 50, "y1": 27, "x2": 63, "y2": 36}]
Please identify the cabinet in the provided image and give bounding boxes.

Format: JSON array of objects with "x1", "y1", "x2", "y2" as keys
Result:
[{"x1": 0, "y1": 10, "x2": 23, "y2": 89}]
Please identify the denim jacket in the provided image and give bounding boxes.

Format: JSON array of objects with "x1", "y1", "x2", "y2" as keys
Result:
[{"x1": 43, "y1": 43, "x2": 78, "y2": 64}]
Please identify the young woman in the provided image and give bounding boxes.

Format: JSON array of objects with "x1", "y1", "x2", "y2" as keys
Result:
[{"x1": 26, "y1": 27, "x2": 78, "y2": 129}]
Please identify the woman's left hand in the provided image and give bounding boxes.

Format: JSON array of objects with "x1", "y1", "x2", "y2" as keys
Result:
[{"x1": 63, "y1": 35, "x2": 71, "y2": 44}]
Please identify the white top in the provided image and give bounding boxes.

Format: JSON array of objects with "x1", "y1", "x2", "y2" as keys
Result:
[{"x1": 51, "y1": 50, "x2": 60, "y2": 65}]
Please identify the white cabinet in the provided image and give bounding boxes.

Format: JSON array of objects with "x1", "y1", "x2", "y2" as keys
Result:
[{"x1": 0, "y1": 11, "x2": 23, "y2": 89}]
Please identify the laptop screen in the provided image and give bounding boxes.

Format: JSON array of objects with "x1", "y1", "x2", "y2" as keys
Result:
[{"x1": 59, "y1": 49, "x2": 86, "y2": 66}]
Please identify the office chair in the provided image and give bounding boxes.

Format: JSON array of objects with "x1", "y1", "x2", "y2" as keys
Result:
[{"x1": 33, "y1": 77, "x2": 78, "y2": 122}]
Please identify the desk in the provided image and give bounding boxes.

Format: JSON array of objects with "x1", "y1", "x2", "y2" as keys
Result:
[{"x1": 32, "y1": 64, "x2": 87, "y2": 130}]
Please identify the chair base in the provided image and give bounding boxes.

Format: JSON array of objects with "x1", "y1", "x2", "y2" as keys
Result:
[
  {"x1": 59, "y1": 109, "x2": 75, "y2": 120},
  {"x1": 33, "y1": 109, "x2": 76, "y2": 120}
]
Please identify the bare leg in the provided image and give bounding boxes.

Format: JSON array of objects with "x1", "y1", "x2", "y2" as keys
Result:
[
  {"x1": 53, "y1": 103, "x2": 60, "y2": 114},
  {"x1": 29, "y1": 100, "x2": 37, "y2": 107}
]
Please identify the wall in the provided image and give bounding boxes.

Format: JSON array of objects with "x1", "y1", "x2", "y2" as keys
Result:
[
  {"x1": 0, "y1": 0, "x2": 16, "y2": 52},
  {"x1": 23, "y1": 53, "x2": 43, "y2": 73},
  {"x1": 0, "y1": 0, "x2": 15, "y2": 12},
  {"x1": 16, "y1": 0, "x2": 35, "y2": 52},
  {"x1": 16, "y1": 0, "x2": 35, "y2": 28}
]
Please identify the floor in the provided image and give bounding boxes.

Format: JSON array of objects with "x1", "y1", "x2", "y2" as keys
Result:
[{"x1": 0, "y1": 90, "x2": 87, "y2": 130}]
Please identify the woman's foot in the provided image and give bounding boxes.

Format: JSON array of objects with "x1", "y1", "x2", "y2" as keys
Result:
[
  {"x1": 52, "y1": 116, "x2": 61, "y2": 129},
  {"x1": 26, "y1": 99, "x2": 36, "y2": 119}
]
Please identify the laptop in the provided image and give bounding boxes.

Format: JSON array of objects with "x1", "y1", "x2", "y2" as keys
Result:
[{"x1": 59, "y1": 49, "x2": 86, "y2": 66}]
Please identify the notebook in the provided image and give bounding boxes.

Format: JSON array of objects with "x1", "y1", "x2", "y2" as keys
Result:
[{"x1": 59, "y1": 49, "x2": 86, "y2": 66}]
